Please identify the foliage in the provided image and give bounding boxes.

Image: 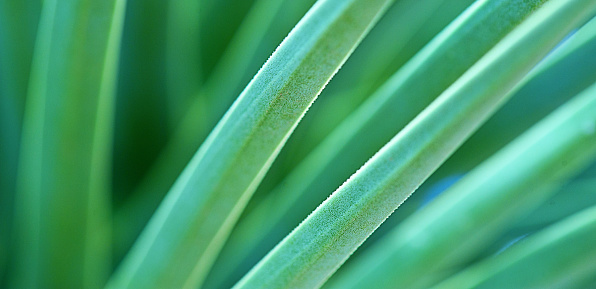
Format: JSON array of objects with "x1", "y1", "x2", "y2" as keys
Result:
[{"x1": 1, "y1": 0, "x2": 595, "y2": 288}]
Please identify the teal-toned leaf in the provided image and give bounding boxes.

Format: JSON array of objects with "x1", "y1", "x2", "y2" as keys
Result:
[
  {"x1": 478, "y1": 177, "x2": 596, "y2": 260},
  {"x1": 431, "y1": 14, "x2": 596, "y2": 179},
  {"x1": 11, "y1": 0, "x2": 126, "y2": 288},
  {"x1": 434, "y1": 203, "x2": 596, "y2": 289},
  {"x1": 326, "y1": 64, "x2": 596, "y2": 289},
  {"x1": 0, "y1": 0, "x2": 41, "y2": 281},
  {"x1": 516, "y1": 178, "x2": 596, "y2": 229},
  {"x1": 278, "y1": 0, "x2": 474, "y2": 167},
  {"x1": 106, "y1": 0, "x2": 395, "y2": 288},
  {"x1": 203, "y1": 0, "x2": 478, "y2": 286},
  {"x1": 368, "y1": 15, "x2": 596, "y2": 247},
  {"x1": 235, "y1": 1, "x2": 596, "y2": 288},
  {"x1": 345, "y1": 9, "x2": 596, "y2": 261},
  {"x1": 112, "y1": 0, "x2": 307, "y2": 259},
  {"x1": 216, "y1": 0, "x2": 549, "y2": 286},
  {"x1": 0, "y1": 1, "x2": 40, "y2": 116}
]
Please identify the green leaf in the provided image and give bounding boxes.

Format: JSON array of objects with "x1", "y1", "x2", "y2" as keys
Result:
[
  {"x1": 371, "y1": 15, "x2": 596, "y2": 248},
  {"x1": 234, "y1": 1, "x2": 596, "y2": 288},
  {"x1": 358, "y1": 9, "x2": 596, "y2": 258},
  {"x1": 106, "y1": 0, "x2": 395, "y2": 288},
  {"x1": 0, "y1": 1, "x2": 40, "y2": 116},
  {"x1": 515, "y1": 178, "x2": 596, "y2": 229},
  {"x1": 434, "y1": 203, "x2": 596, "y2": 288},
  {"x1": 214, "y1": 0, "x2": 549, "y2": 286},
  {"x1": 283, "y1": 0, "x2": 459, "y2": 149},
  {"x1": 0, "y1": 0, "x2": 41, "y2": 279},
  {"x1": 11, "y1": 0, "x2": 126, "y2": 288},
  {"x1": 203, "y1": 0, "x2": 477, "y2": 286},
  {"x1": 112, "y1": 0, "x2": 307, "y2": 259},
  {"x1": 432, "y1": 14, "x2": 596, "y2": 178},
  {"x1": 278, "y1": 0, "x2": 475, "y2": 166},
  {"x1": 480, "y1": 177, "x2": 596, "y2": 259},
  {"x1": 326, "y1": 77, "x2": 596, "y2": 289},
  {"x1": 358, "y1": 22, "x2": 596, "y2": 257}
]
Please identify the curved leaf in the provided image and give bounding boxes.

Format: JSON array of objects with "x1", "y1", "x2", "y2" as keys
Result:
[
  {"x1": 220, "y1": 0, "x2": 549, "y2": 286},
  {"x1": 113, "y1": 0, "x2": 310, "y2": 259},
  {"x1": 235, "y1": 1, "x2": 596, "y2": 288},
  {"x1": 106, "y1": 0, "x2": 395, "y2": 288},
  {"x1": 435, "y1": 203, "x2": 596, "y2": 289},
  {"x1": 327, "y1": 76, "x2": 596, "y2": 289},
  {"x1": 0, "y1": 0, "x2": 41, "y2": 279}
]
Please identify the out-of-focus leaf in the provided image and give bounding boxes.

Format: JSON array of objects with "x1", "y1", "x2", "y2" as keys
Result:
[
  {"x1": 11, "y1": 0, "x2": 126, "y2": 288},
  {"x1": 434, "y1": 203, "x2": 596, "y2": 289},
  {"x1": 0, "y1": 0, "x2": 41, "y2": 281},
  {"x1": 113, "y1": 0, "x2": 307, "y2": 259}
]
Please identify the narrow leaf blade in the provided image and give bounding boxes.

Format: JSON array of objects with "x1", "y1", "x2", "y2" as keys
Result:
[
  {"x1": 235, "y1": 1, "x2": 596, "y2": 288},
  {"x1": 107, "y1": 0, "x2": 395, "y2": 288}
]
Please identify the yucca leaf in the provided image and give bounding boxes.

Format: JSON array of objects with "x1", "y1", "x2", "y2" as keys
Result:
[
  {"x1": 204, "y1": 2, "x2": 480, "y2": 285},
  {"x1": 384, "y1": 14, "x2": 596, "y2": 265},
  {"x1": 350, "y1": 14, "x2": 596, "y2": 281},
  {"x1": 291, "y1": 0, "x2": 454, "y2": 133},
  {"x1": 434, "y1": 203, "x2": 596, "y2": 288},
  {"x1": 0, "y1": 73, "x2": 21, "y2": 283},
  {"x1": 433, "y1": 14, "x2": 596, "y2": 178},
  {"x1": 106, "y1": 0, "x2": 395, "y2": 288},
  {"x1": 203, "y1": 0, "x2": 476, "y2": 286},
  {"x1": 0, "y1": 0, "x2": 41, "y2": 280},
  {"x1": 118, "y1": 0, "x2": 463, "y2": 266},
  {"x1": 326, "y1": 76, "x2": 596, "y2": 289},
  {"x1": 0, "y1": 1, "x2": 40, "y2": 116},
  {"x1": 11, "y1": 0, "x2": 126, "y2": 288},
  {"x1": 371, "y1": 14, "x2": 596, "y2": 233},
  {"x1": 215, "y1": 0, "x2": 549, "y2": 286},
  {"x1": 113, "y1": 0, "x2": 301, "y2": 258},
  {"x1": 480, "y1": 177, "x2": 596, "y2": 258},
  {"x1": 515, "y1": 178, "x2": 596, "y2": 230},
  {"x1": 234, "y1": 1, "x2": 596, "y2": 288},
  {"x1": 575, "y1": 271, "x2": 596, "y2": 289},
  {"x1": 271, "y1": 0, "x2": 474, "y2": 181},
  {"x1": 348, "y1": 10, "x2": 596, "y2": 259}
]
